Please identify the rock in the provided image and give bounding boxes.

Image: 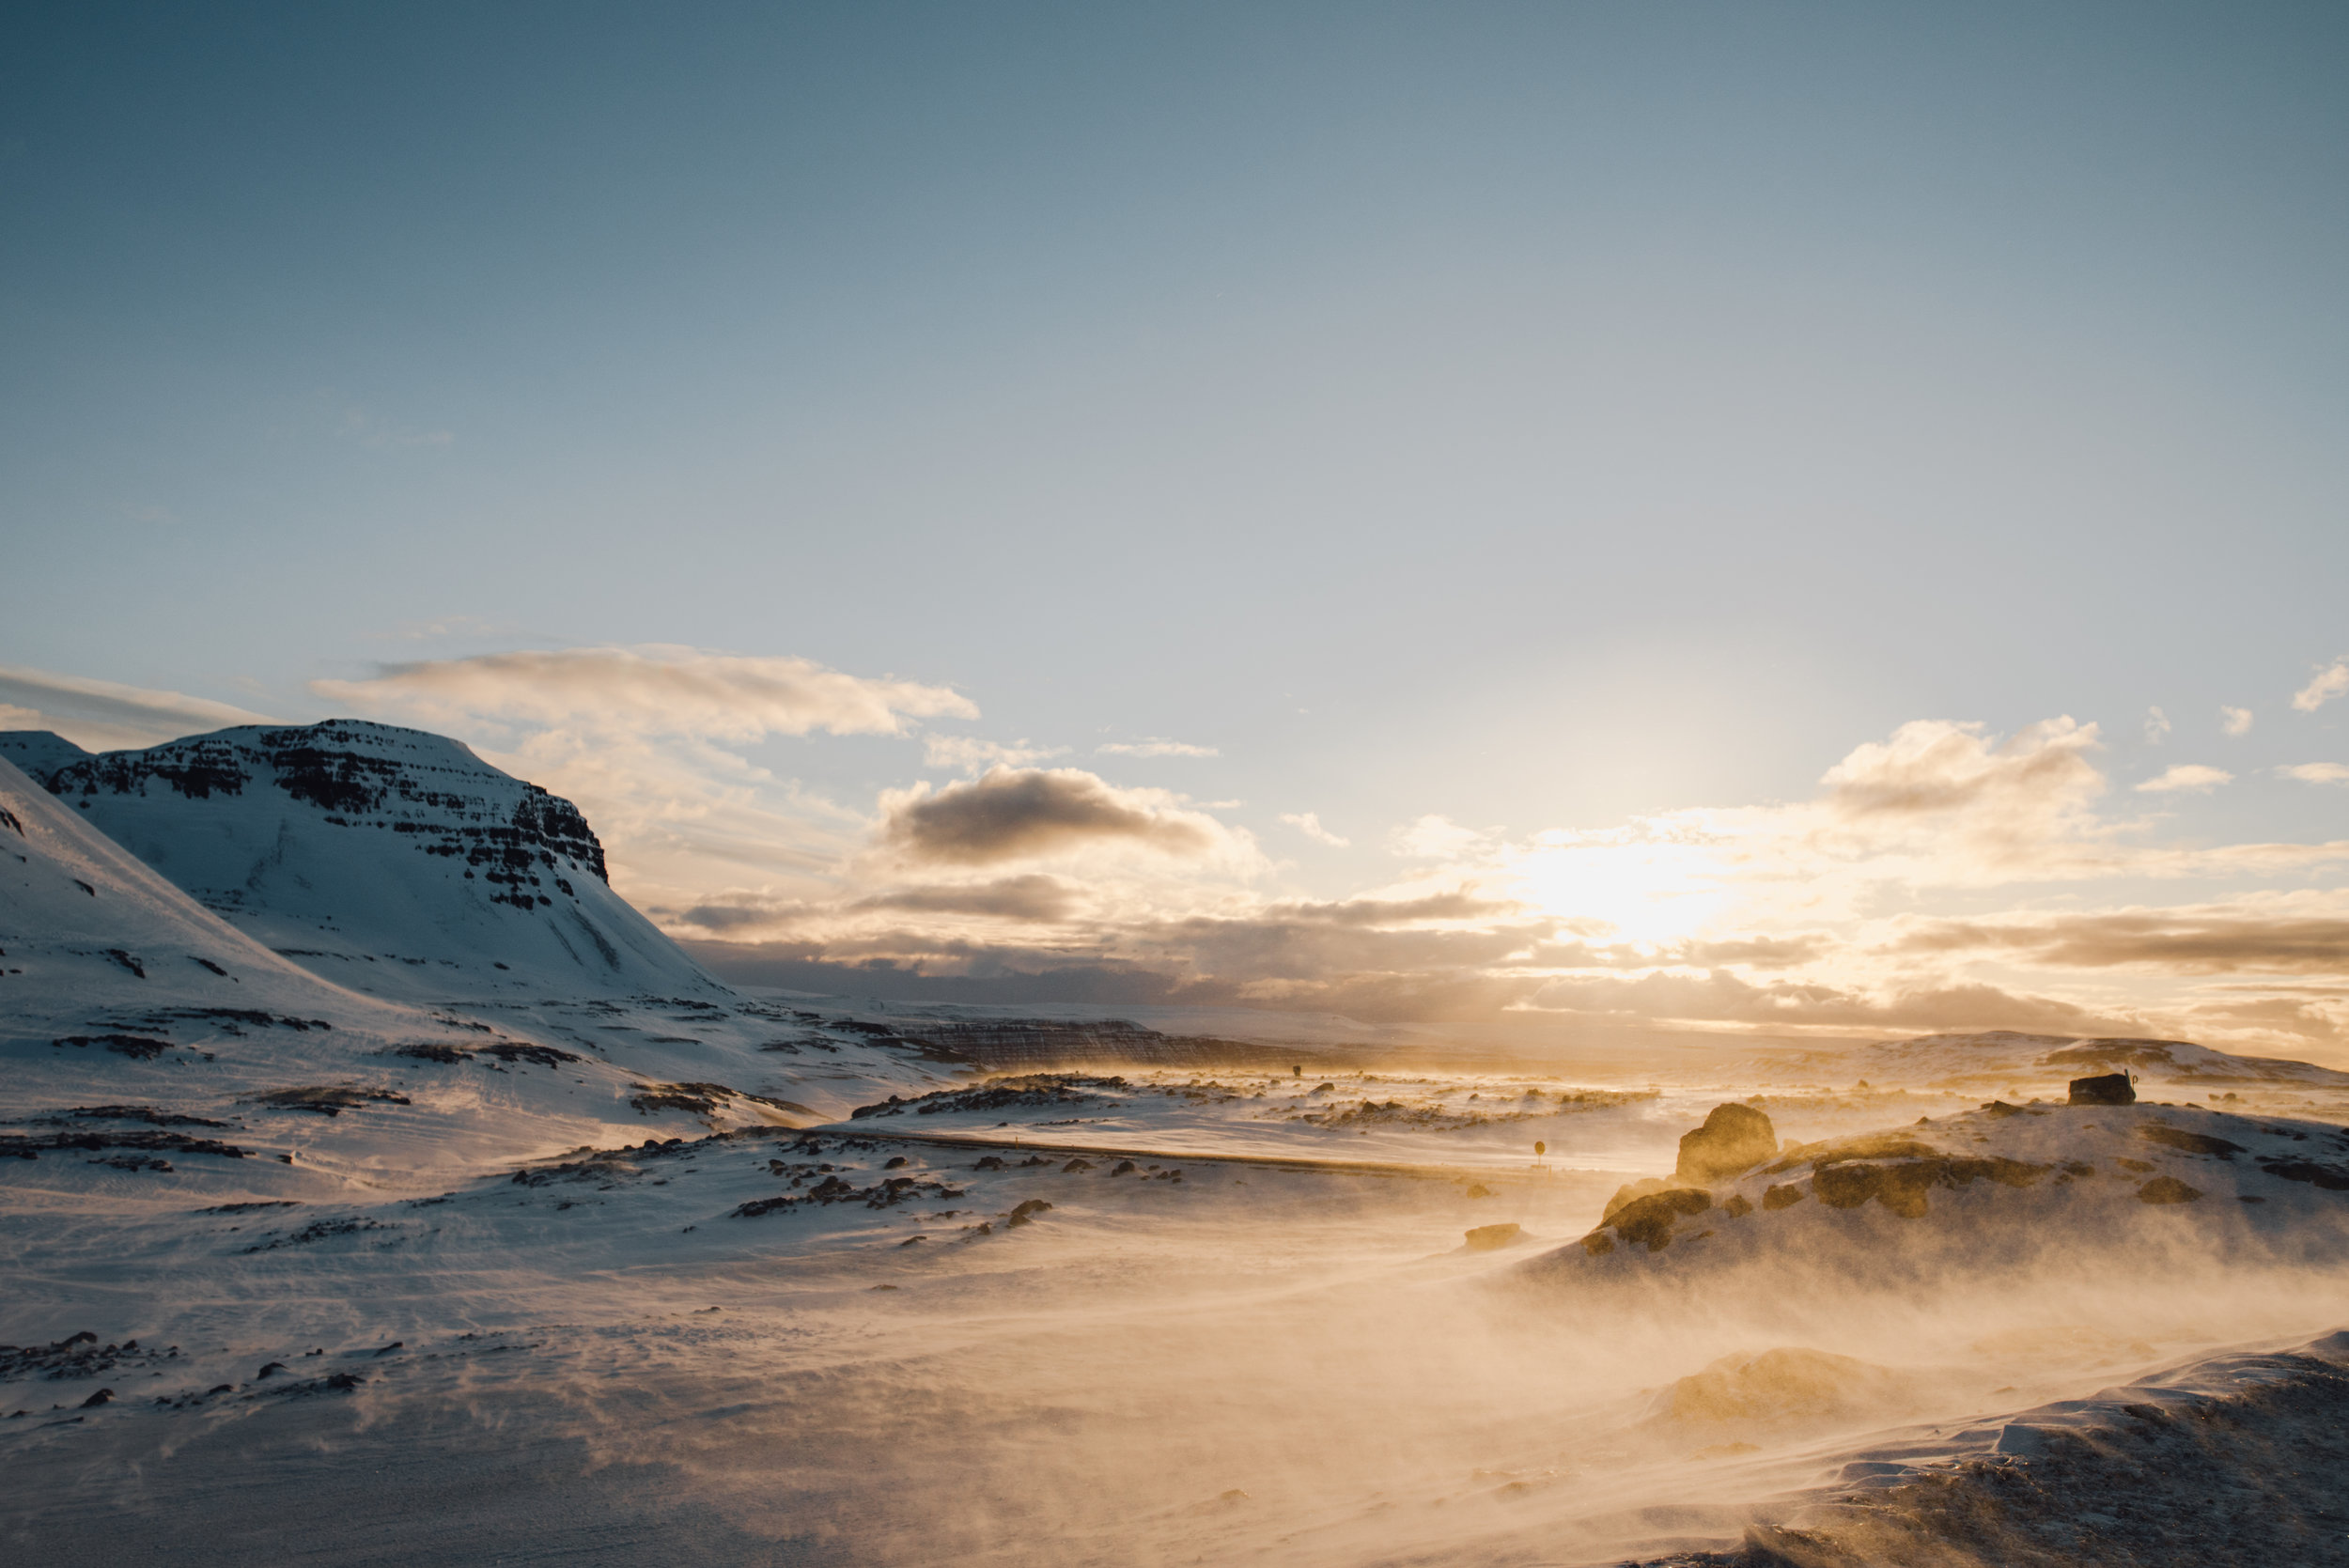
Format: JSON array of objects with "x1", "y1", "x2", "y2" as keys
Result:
[
  {"x1": 2069, "y1": 1073, "x2": 2136, "y2": 1106},
  {"x1": 1812, "y1": 1155, "x2": 2045, "y2": 1219},
  {"x1": 2260, "y1": 1158, "x2": 2349, "y2": 1190},
  {"x1": 1602, "y1": 1175, "x2": 1678, "y2": 1221},
  {"x1": 1655, "y1": 1347, "x2": 1904, "y2": 1430},
  {"x1": 2140, "y1": 1126, "x2": 2244, "y2": 1157},
  {"x1": 78, "y1": 1389, "x2": 113, "y2": 1408},
  {"x1": 883, "y1": 1156, "x2": 908, "y2": 1170},
  {"x1": 1005, "y1": 1199, "x2": 1053, "y2": 1226},
  {"x1": 1675, "y1": 1104, "x2": 1779, "y2": 1185},
  {"x1": 2137, "y1": 1176, "x2": 2204, "y2": 1204},
  {"x1": 1464, "y1": 1183, "x2": 1493, "y2": 1199},
  {"x1": 1463, "y1": 1223, "x2": 1523, "y2": 1251},
  {"x1": 1595, "y1": 1188, "x2": 1713, "y2": 1252},
  {"x1": 1061, "y1": 1158, "x2": 1094, "y2": 1172}
]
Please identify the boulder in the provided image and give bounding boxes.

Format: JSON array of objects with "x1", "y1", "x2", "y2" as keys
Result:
[
  {"x1": 1590, "y1": 1188, "x2": 1713, "y2": 1253},
  {"x1": 1675, "y1": 1103, "x2": 1779, "y2": 1186},
  {"x1": 2069, "y1": 1073, "x2": 2136, "y2": 1106},
  {"x1": 1602, "y1": 1174, "x2": 1677, "y2": 1221},
  {"x1": 1463, "y1": 1222, "x2": 1523, "y2": 1251}
]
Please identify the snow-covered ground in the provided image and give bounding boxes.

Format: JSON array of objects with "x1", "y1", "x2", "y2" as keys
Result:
[
  {"x1": 8, "y1": 723, "x2": 2349, "y2": 1566},
  {"x1": 8, "y1": 1088, "x2": 2348, "y2": 1566}
]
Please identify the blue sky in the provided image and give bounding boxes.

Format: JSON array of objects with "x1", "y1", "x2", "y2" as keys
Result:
[{"x1": 5, "y1": 3, "x2": 2348, "y2": 1048}]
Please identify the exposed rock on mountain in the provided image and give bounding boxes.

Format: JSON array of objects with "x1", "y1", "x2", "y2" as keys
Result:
[{"x1": 1, "y1": 721, "x2": 718, "y2": 1001}]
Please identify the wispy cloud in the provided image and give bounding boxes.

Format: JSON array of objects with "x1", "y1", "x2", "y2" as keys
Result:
[
  {"x1": 1097, "y1": 737, "x2": 1220, "y2": 758},
  {"x1": 389, "y1": 613, "x2": 517, "y2": 643},
  {"x1": 2221, "y1": 705, "x2": 2255, "y2": 737},
  {"x1": 0, "y1": 664, "x2": 272, "y2": 752},
  {"x1": 923, "y1": 735, "x2": 1067, "y2": 773},
  {"x1": 314, "y1": 645, "x2": 974, "y2": 741},
  {"x1": 2144, "y1": 706, "x2": 2171, "y2": 742},
  {"x1": 339, "y1": 406, "x2": 453, "y2": 449},
  {"x1": 2136, "y1": 764, "x2": 2232, "y2": 795},
  {"x1": 1391, "y1": 815, "x2": 1496, "y2": 859},
  {"x1": 856, "y1": 875, "x2": 1081, "y2": 923},
  {"x1": 1891, "y1": 899, "x2": 2349, "y2": 974},
  {"x1": 1279, "y1": 811, "x2": 1350, "y2": 847},
  {"x1": 2279, "y1": 762, "x2": 2349, "y2": 785},
  {"x1": 2294, "y1": 657, "x2": 2349, "y2": 713}
]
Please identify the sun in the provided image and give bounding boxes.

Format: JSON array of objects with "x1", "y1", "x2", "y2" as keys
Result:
[{"x1": 1504, "y1": 830, "x2": 1735, "y2": 947}]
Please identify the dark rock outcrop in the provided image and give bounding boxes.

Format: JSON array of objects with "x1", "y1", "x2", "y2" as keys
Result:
[{"x1": 2069, "y1": 1073, "x2": 2136, "y2": 1106}]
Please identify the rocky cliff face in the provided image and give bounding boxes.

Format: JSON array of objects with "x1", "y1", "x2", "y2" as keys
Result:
[{"x1": 0, "y1": 721, "x2": 720, "y2": 1001}]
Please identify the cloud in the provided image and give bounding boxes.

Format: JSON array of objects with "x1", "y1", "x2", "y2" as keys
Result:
[
  {"x1": 1097, "y1": 738, "x2": 1219, "y2": 758},
  {"x1": 314, "y1": 644, "x2": 975, "y2": 741},
  {"x1": 1892, "y1": 905, "x2": 2349, "y2": 975},
  {"x1": 1517, "y1": 970, "x2": 2117, "y2": 1038},
  {"x1": 2279, "y1": 763, "x2": 2349, "y2": 785},
  {"x1": 1392, "y1": 815, "x2": 1495, "y2": 859},
  {"x1": 2294, "y1": 657, "x2": 2349, "y2": 713},
  {"x1": 923, "y1": 735, "x2": 1067, "y2": 773},
  {"x1": 0, "y1": 664, "x2": 272, "y2": 752},
  {"x1": 2136, "y1": 764, "x2": 2232, "y2": 795},
  {"x1": 1819, "y1": 718, "x2": 2102, "y2": 825},
  {"x1": 675, "y1": 900, "x2": 801, "y2": 933},
  {"x1": 2221, "y1": 706, "x2": 2255, "y2": 737},
  {"x1": 1258, "y1": 892, "x2": 1517, "y2": 926},
  {"x1": 392, "y1": 613, "x2": 516, "y2": 643},
  {"x1": 340, "y1": 406, "x2": 453, "y2": 449},
  {"x1": 1278, "y1": 811, "x2": 1350, "y2": 847},
  {"x1": 2144, "y1": 706, "x2": 2171, "y2": 743},
  {"x1": 878, "y1": 768, "x2": 1234, "y2": 866},
  {"x1": 857, "y1": 875, "x2": 1081, "y2": 923},
  {"x1": 1681, "y1": 935, "x2": 1832, "y2": 969}
]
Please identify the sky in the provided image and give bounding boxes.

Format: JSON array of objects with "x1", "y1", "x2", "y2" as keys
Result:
[{"x1": 4, "y1": 2, "x2": 2348, "y2": 1055}]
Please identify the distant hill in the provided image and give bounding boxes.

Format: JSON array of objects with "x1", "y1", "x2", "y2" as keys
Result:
[{"x1": 1786, "y1": 1029, "x2": 2349, "y2": 1091}]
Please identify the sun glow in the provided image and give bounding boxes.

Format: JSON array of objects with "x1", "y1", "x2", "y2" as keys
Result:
[{"x1": 1505, "y1": 829, "x2": 1738, "y2": 947}]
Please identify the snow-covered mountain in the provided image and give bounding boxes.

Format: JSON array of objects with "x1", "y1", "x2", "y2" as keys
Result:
[
  {"x1": 0, "y1": 753, "x2": 407, "y2": 1034},
  {"x1": 0, "y1": 753, "x2": 958, "y2": 1188},
  {"x1": 1, "y1": 721, "x2": 719, "y2": 1002}
]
